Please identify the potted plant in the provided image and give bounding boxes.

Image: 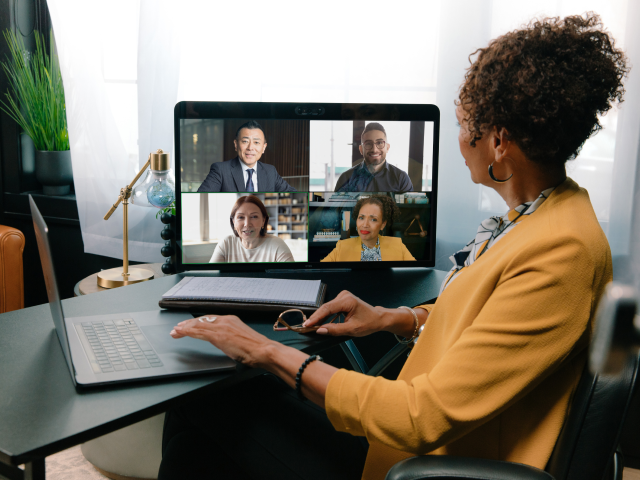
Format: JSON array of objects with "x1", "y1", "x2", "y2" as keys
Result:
[{"x1": 0, "y1": 30, "x2": 71, "y2": 195}]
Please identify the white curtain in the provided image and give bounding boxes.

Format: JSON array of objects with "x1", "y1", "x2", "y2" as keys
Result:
[{"x1": 47, "y1": 0, "x2": 640, "y2": 268}]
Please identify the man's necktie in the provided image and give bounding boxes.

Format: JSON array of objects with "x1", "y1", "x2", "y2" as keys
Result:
[{"x1": 246, "y1": 169, "x2": 255, "y2": 192}]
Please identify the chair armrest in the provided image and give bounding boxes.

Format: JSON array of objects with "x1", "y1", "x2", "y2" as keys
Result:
[{"x1": 385, "y1": 455, "x2": 555, "y2": 480}]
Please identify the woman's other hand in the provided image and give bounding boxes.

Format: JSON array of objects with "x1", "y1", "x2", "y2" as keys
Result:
[
  {"x1": 305, "y1": 290, "x2": 428, "y2": 338},
  {"x1": 171, "y1": 315, "x2": 276, "y2": 368},
  {"x1": 304, "y1": 290, "x2": 388, "y2": 337}
]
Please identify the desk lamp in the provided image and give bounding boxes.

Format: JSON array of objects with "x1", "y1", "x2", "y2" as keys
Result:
[{"x1": 97, "y1": 149, "x2": 175, "y2": 288}]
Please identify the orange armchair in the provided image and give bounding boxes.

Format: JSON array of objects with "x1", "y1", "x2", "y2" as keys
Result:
[{"x1": 0, "y1": 225, "x2": 25, "y2": 313}]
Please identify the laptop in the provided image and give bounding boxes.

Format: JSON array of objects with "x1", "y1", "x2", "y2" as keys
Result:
[{"x1": 29, "y1": 195, "x2": 236, "y2": 387}]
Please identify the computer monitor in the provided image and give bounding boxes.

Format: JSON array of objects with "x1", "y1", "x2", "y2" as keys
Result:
[{"x1": 174, "y1": 101, "x2": 439, "y2": 272}]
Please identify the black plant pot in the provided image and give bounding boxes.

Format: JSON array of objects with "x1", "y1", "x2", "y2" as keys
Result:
[{"x1": 35, "y1": 150, "x2": 73, "y2": 196}]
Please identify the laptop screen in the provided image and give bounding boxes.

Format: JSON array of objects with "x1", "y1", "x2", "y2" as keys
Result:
[
  {"x1": 29, "y1": 195, "x2": 76, "y2": 381},
  {"x1": 174, "y1": 102, "x2": 439, "y2": 271}
]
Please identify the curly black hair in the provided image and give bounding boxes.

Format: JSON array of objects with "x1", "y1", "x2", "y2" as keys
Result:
[
  {"x1": 352, "y1": 195, "x2": 400, "y2": 234},
  {"x1": 457, "y1": 12, "x2": 628, "y2": 166}
]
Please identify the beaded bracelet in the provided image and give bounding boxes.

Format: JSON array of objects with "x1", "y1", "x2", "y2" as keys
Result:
[
  {"x1": 394, "y1": 306, "x2": 420, "y2": 345},
  {"x1": 295, "y1": 354, "x2": 323, "y2": 400}
]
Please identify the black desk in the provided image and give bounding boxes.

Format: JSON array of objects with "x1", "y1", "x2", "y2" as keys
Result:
[{"x1": 0, "y1": 268, "x2": 447, "y2": 480}]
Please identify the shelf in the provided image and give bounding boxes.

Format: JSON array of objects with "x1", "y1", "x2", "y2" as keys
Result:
[
  {"x1": 309, "y1": 201, "x2": 429, "y2": 208},
  {"x1": 309, "y1": 201, "x2": 357, "y2": 208}
]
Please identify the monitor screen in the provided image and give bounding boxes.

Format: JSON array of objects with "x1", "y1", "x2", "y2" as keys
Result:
[{"x1": 174, "y1": 102, "x2": 439, "y2": 272}]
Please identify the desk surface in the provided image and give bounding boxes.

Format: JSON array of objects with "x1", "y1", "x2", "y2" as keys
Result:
[{"x1": 0, "y1": 268, "x2": 447, "y2": 466}]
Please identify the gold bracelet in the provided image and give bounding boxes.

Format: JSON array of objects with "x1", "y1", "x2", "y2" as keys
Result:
[{"x1": 394, "y1": 306, "x2": 419, "y2": 344}]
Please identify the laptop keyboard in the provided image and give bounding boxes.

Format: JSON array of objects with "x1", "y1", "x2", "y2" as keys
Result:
[{"x1": 76, "y1": 319, "x2": 163, "y2": 374}]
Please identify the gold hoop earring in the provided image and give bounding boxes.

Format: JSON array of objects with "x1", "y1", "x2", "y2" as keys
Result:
[{"x1": 488, "y1": 162, "x2": 513, "y2": 183}]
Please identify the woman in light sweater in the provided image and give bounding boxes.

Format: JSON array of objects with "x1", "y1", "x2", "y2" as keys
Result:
[
  {"x1": 160, "y1": 14, "x2": 628, "y2": 480},
  {"x1": 210, "y1": 195, "x2": 294, "y2": 263}
]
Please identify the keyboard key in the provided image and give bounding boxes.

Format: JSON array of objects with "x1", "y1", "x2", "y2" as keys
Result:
[
  {"x1": 133, "y1": 353, "x2": 146, "y2": 359},
  {"x1": 136, "y1": 359, "x2": 151, "y2": 368},
  {"x1": 125, "y1": 362, "x2": 138, "y2": 370},
  {"x1": 114, "y1": 364, "x2": 127, "y2": 371},
  {"x1": 100, "y1": 367, "x2": 114, "y2": 373},
  {"x1": 150, "y1": 361, "x2": 163, "y2": 367}
]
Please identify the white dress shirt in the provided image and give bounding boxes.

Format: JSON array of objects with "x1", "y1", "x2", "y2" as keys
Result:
[{"x1": 239, "y1": 159, "x2": 258, "y2": 192}]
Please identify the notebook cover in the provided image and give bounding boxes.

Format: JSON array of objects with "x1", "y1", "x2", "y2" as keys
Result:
[{"x1": 158, "y1": 283, "x2": 327, "y2": 317}]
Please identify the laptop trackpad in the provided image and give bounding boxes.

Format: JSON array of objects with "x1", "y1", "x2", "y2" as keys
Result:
[{"x1": 141, "y1": 324, "x2": 228, "y2": 358}]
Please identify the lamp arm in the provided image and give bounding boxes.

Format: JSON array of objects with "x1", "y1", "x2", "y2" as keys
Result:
[
  {"x1": 102, "y1": 155, "x2": 152, "y2": 220},
  {"x1": 127, "y1": 155, "x2": 152, "y2": 190}
]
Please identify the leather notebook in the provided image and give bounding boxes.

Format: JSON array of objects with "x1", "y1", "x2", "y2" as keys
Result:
[{"x1": 159, "y1": 277, "x2": 328, "y2": 317}]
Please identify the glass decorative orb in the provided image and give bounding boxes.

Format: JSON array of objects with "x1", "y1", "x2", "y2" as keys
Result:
[{"x1": 147, "y1": 179, "x2": 175, "y2": 208}]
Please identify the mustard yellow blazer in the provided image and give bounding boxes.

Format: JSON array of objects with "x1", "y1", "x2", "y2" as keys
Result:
[
  {"x1": 324, "y1": 178, "x2": 612, "y2": 480},
  {"x1": 320, "y1": 236, "x2": 416, "y2": 262}
]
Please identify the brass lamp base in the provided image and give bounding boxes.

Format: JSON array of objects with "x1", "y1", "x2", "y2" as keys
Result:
[{"x1": 97, "y1": 267, "x2": 155, "y2": 289}]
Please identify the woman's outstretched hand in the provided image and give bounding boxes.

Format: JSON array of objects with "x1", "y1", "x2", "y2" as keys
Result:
[
  {"x1": 303, "y1": 290, "x2": 389, "y2": 337},
  {"x1": 171, "y1": 315, "x2": 276, "y2": 369},
  {"x1": 171, "y1": 314, "x2": 339, "y2": 408}
]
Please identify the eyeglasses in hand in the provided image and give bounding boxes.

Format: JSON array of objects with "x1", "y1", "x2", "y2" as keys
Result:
[{"x1": 273, "y1": 309, "x2": 341, "y2": 334}]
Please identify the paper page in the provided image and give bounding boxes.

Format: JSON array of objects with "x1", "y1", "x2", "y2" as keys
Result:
[{"x1": 162, "y1": 277, "x2": 322, "y2": 305}]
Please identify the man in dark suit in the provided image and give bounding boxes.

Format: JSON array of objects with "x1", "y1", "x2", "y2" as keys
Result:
[{"x1": 197, "y1": 120, "x2": 296, "y2": 192}]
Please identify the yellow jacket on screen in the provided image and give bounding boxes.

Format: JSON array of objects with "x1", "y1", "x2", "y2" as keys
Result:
[
  {"x1": 325, "y1": 178, "x2": 612, "y2": 480},
  {"x1": 321, "y1": 236, "x2": 416, "y2": 262}
]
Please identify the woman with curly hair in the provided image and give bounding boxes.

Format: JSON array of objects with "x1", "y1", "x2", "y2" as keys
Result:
[
  {"x1": 160, "y1": 13, "x2": 628, "y2": 480},
  {"x1": 321, "y1": 195, "x2": 415, "y2": 262}
]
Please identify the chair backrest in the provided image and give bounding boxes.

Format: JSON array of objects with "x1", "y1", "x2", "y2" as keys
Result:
[
  {"x1": 0, "y1": 225, "x2": 25, "y2": 313},
  {"x1": 545, "y1": 352, "x2": 639, "y2": 480}
]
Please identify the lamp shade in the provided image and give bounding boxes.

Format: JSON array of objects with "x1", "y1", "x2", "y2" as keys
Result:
[{"x1": 131, "y1": 168, "x2": 175, "y2": 208}]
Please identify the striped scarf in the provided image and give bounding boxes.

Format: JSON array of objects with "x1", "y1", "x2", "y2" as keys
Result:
[{"x1": 440, "y1": 187, "x2": 556, "y2": 295}]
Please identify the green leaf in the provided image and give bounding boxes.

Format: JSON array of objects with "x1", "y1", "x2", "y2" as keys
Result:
[{"x1": 0, "y1": 29, "x2": 69, "y2": 151}]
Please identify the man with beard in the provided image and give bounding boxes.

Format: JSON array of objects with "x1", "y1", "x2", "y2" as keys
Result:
[{"x1": 334, "y1": 123, "x2": 413, "y2": 192}]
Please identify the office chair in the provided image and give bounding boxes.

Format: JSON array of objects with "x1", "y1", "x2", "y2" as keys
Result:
[
  {"x1": 381, "y1": 285, "x2": 640, "y2": 480},
  {"x1": 0, "y1": 225, "x2": 25, "y2": 313}
]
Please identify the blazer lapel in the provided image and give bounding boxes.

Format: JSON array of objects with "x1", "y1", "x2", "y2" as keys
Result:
[
  {"x1": 346, "y1": 238, "x2": 362, "y2": 261},
  {"x1": 230, "y1": 157, "x2": 246, "y2": 191},
  {"x1": 256, "y1": 162, "x2": 269, "y2": 191}
]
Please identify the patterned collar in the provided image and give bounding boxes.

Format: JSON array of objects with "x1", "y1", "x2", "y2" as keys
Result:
[
  {"x1": 441, "y1": 186, "x2": 556, "y2": 294},
  {"x1": 361, "y1": 236, "x2": 382, "y2": 262}
]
